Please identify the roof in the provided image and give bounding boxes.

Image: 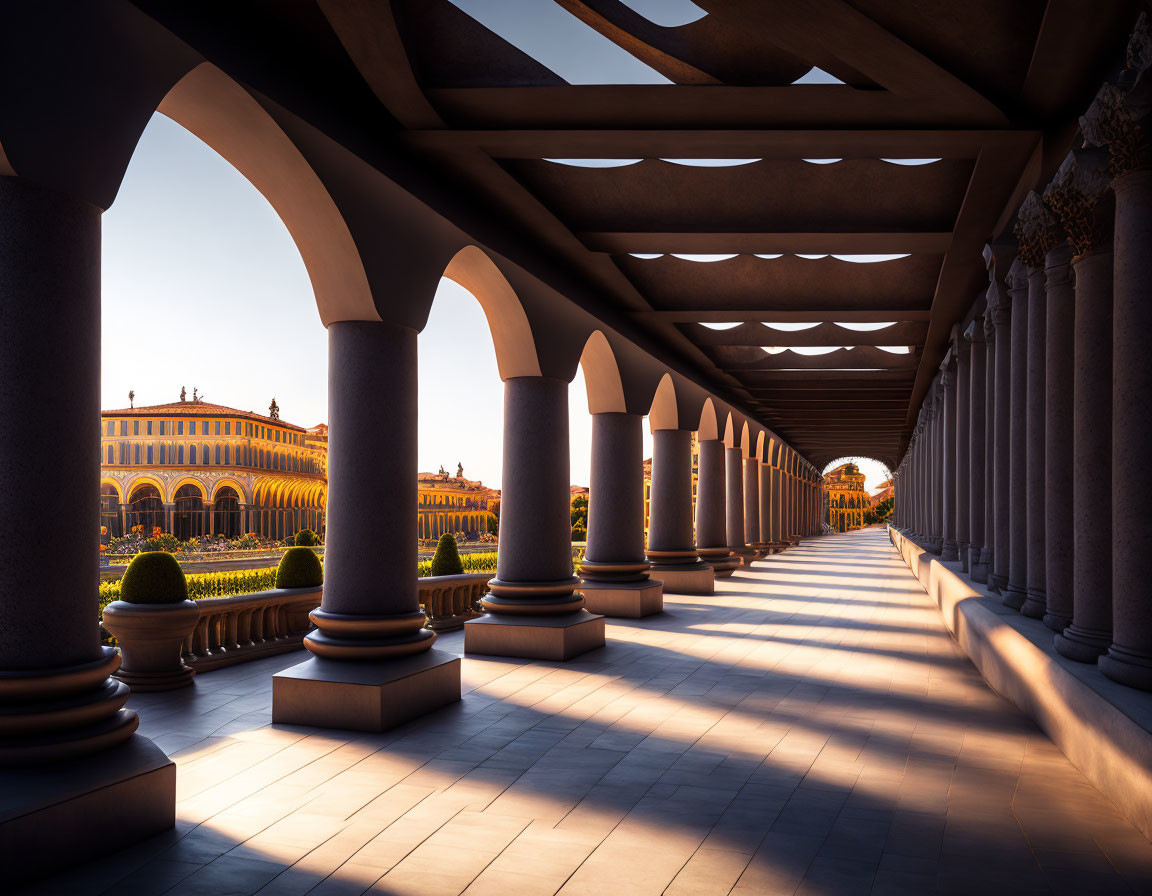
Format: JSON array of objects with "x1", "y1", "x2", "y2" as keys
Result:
[{"x1": 101, "y1": 400, "x2": 307, "y2": 432}]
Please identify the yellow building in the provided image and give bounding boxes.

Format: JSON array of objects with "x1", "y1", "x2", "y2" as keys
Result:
[
  {"x1": 642, "y1": 433, "x2": 699, "y2": 535},
  {"x1": 418, "y1": 466, "x2": 498, "y2": 542},
  {"x1": 100, "y1": 396, "x2": 327, "y2": 542},
  {"x1": 824, "y1": 462, "x2": 868, "y2": 532}
]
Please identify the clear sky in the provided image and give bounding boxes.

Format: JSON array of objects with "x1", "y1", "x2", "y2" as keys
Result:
[{"x1": 102, "y1": 113, "x2": 609, "y2": 490}]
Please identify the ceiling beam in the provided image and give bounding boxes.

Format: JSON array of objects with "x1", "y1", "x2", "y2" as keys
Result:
[
  {"x1": 685, "y1": 321, "x2": 927, "y2": 347},
  {"x1": 583, "y1": 232, "x2": 952, "y2": 254},
  {"x1": 632, "y1": 309, "x2": 931, "y2": 323}
]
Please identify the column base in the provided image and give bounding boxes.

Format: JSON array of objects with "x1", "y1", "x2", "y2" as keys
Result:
[
  {"x1": 957, "y1": 542, "x2": 970, "y2": 572},
  {"x1": 969, "y1": 546, "x2": 989, "y2": 583},
  {"x1": 1021, "y1": 589, "x2": 1047, "y2": 619},
  {"x1": 729, "y1": 547, "x2": 757, "y2": 568},
  {"x1": 989, "y1": 571, "x2": 1006, "y2": 594},
  {"x1": 272, "y1": 650, "x2": 461, "y2": 730},
  {"x1": 706, "y1": 556, "x2": 741, "y2": 577},
  {"x1": 1, "y1": 735, "x2": 175, "y2": 887},
  {"x1": 1042, "y1": 610, "x2": 1072, "y2": 633},
  {"x1": 940, "y1": 540, "x2": 959, "y2": 561},
  {"x1": 578, "y1": 579, "x2": 663, "y2": 618},
  {"x1": 1054, "y1": 625, "x2": 1112, "y2": 664},
  {"x1": 1099, "y1": 645, "x2": 1152, "y2": 691},
  {"x1": 1002, "y1": 582, "x2": 1027, "y2": 610},
  {"x1": 464, "y1": 610, "x2": 605, "y2": 660},
  {"x1": 649, "y1": 562, "x2": 715, "y2": 596}
]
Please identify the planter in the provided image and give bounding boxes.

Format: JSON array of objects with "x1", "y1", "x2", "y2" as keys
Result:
[{"x1": 101, "y1": 599, "x2": 200, "y2": 691}]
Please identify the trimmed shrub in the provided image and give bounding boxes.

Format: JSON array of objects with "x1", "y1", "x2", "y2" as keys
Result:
[
  {"x1": 430, "y1": 533, "x2": 464, "y2": 577},
  {"x1": 282, "y1": 533, "x2": 295, "y2": 546},
  {"x1": 571, "y1": 525, "x2": 587, "y2": 542},
  {"x1": 118, "y1": 551, "x2": 189, "y2": 605},
  {"x1": 293, "y1": 528, "x2": 318, "y2": 547},
  {"x1": 275, "y1": 547, "x2": 324, "y2": 589}
]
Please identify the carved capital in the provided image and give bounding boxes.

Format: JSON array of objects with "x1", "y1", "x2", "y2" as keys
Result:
[
  {"x1": 1005, "y1": 257, "x2": 1030, "y2": 294},
  {"x1": 983, "y1": 243, "x2": 1012, "y2": 328},
  {"x1": 1014, "y1": 191, "x2": 1065, "y2": 267},
  {"x1": 1082, "y1": 15, "x2": 1152, "y2": 179},
  {"x1": 983, "y1": 310, "x2": 996, "y2": 345},
  {"x1": 963, "y1": 319, "x2": 984, "y2": 344},
  {"x1": 1044, "y1": 147, "x2": 1115, "y2": 255}
]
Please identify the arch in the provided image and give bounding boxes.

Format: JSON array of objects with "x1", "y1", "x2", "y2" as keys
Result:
[
  {"x1": 100, "y1": 484, "x2": 122, "y2": 539},
  {"x1": 211, "y1": 477, "x2": 250, "y2": 505},
  {"x1": 739, "y1": 421, "x2": 752, "y2": 459},
  {"x1": 722, "y1": 413, "x2": 739, "y2": 449},
  {"x1": 169, "y1": 476, "x2": 208, "y2": 503},
  {"x1": 212, "y1": 486, "x2": 242, "y2": 538},
  {"x1": 172, "y1": 484, "x2": 205, "y2": 540},
  {"x1": 697, "y1": 398, "x2": 719, "y2": 441},
  {"x1": 754, "y1": 430, "x2": 767, "y2": 463},
  {"x1": 125, "y1": 475, "x2": 166, "y2": 504},
  {"x1": 156, "y1": 63, "x2": 376, "y2": 325},
  {"x1": 99, "y1": 477, "x2": 125, "y2": 503},
  {"x1": 578, "y1": 330, "x2": 627, "y2": 414},
  {"x1": 126, "y1": 484, "x2": 164, "y2": 533},
  {"x1": 648, "y1": 374, "x2": 679, "y2": 431},
  {"x1": 442, "y1": 246, "x2": 541, "y2": 380}
]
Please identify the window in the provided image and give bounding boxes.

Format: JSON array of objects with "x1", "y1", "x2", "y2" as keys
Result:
[
  {"x1": 100, "y1": 485, "x2": 122, "y2": 538},
  {"x1": 190, "y1": 444, "x2": 197, "y2": 464},
  {"x1": 133, "y1": 421, "x2": 139, "y2": 435},
  {"x1": 190, "y1": 421, "x2": 197, "y2": 436},
  {"x1": 178, "y1": 444, "x2": 184, "y2": 464},
  {"x1": 106, "y1": 445, "x2": 113, "y2": 464},
  {"x1": 159, "y1": 445, "x2": 166, "y2": 464},
  {"x1": 120, "y1": 421, "x2": 127, "y2": 436},
  {"x1": 159, "y1": 421, "x2": 165, "y2": 435},
  {"x1": 146, "y1": 421, "x2": 153, "y2": 435},
  {"x1": 134, "y1": 445, "x2": 141, "y2": 464},
  {"x1": 105, "y1": 422, "x2": 113, "y2": 436},
  {"x1": 215, "y1": 421, "x2": 221, "y2": 435},
  {"x1": 223, "y1": 445, "x2": 230, "y2": 465},
  {"x1": 146, "y1": 445, "x2": 154, "y2": 464},
  {"x1": 215, "y1": 446, "x2": 221, "y2": 465},
  {"x1": 178, "y1": 421, "x2": 183, "y2": 435},
  {"x1": 172, "y1": 484, "x2": 205, "y2": 540},
  {"x1": 225, "y1": 422, "x2": 231, "y2": 435}
]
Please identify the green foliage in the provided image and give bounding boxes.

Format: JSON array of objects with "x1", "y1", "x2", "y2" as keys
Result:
[
  {"x1": 293, "y1": 528, "x2": 319, "y2": 547},
  {"x1": 430, "y1": 533, "x2": 464, "y2": 577},
  {"x1": 118, "y1": 551, "x2": 189, "y2": 605},
  {"x1": 571, "y1": 494, "x2": 588, "y2": 529},
  {"x1": 419, "y1": 550, "x2": 498, "y2": 578},
  {"x1": 571, "y1": 525, "x2": 587, "y2": 542},
  {"x1": 275, "y1": 547, "x2": 324, "y2": 589}
]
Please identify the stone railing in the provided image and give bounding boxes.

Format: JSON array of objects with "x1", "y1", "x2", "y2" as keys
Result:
[
  {"x1": 420, "y1": 573, "x2": 492, "y2": 631},
  {"x1": 178, "y1": 573, "x2": 493, "y2": 672},
  {"x1": 183, "y1": 586, "x2": 320, "y2": 672}
]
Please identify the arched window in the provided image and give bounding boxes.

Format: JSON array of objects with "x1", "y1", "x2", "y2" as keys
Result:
[
  {"x1": 126, "y1": 484, "x2": 164, "y2": 533},
  {"x1": 223, "y1": 445, "x2": 230, "y2": 465},
  {"x1": 173, "y1": 484, "x2": 205, "y2": 540},
  {"x1": 212, "y1": 487, "x2": 241, "y2": 538},
  {"x1": 100, "y1": 485, "x2": 121, "y2": 539},
  {"x1": 189, "y1": 444, "x2": 197, "y2": 464}
]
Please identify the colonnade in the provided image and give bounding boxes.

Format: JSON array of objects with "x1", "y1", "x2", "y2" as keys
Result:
[{"x1": 893, "y1": 29, "x2": 1152, "y2": 691}]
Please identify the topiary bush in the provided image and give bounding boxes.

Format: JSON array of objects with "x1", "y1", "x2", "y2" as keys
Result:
[
  {"x1": 119, "y1": 551, "x2": 189, "y2": 605},
  {"x1": 430, "y1": 533, "x2": 464, "y2": 577},
  {"x1": 293, "y1": 528, "x2": 318, "y2": 547},
  {"x1": 275, "y1": 546, "x2": 324, "y2": 589}
]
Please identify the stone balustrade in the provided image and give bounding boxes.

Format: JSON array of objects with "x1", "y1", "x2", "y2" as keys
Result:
[{"x1": 179, "y1": 572, "x2": 494, "y2": 672}]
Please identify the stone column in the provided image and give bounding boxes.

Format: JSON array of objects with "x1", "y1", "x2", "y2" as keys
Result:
[
  {"x1": 1003, "y1": 258, "x2": 1030, "y2": 607},
  {"x1": 930, "y1": 385, "x2": 944, "y2": 552},
  {"x1": 1041, "y1": 240, "x2": 1076, "y2": 629},
  {"x1": 276, "y1": 322, "x2": 461, "y2": 726},
  {"x1": 965, "y1": 320, "x2": 987, "y2": 581},
  {"x1": 1016, "y1": 192, "x2": 1060, "y2": 618},
  {"x1": 580, "y1": 412, "x2": 664, "y2": 616},
  {"x1": 1048, "y1": 148, "x2": 1115, "y2": 661},
  {"x1": 646, "y1": 428, "x2": 715, "y2": 595},
  {"x1": 695, "y1": 436, "x2": 739, "y2": 578},
  {"x1": 954, "y1": 333, "x2": 972, "y2": 569},
  {"x1": 743, "y1": 455, "x2": 761, "y2": 553},
  {"x1": 940, "y1": 351, "x2": 959, "y2": 560},
  {"x1": 726, "y1": 445, "x2": 754, "y2": 566},
  {"x1": 0, "y1": 176, "x2": 174, "y2": 873},
  {"x1": 980, "y1": 304, "x2": 997, "y2": 587},
  {"x1": 1081, "y1": 76, "x2": 1152, "y2": 686},
  {"x1": 466, "y1": 376, "x2": 605, "y2": 656}
]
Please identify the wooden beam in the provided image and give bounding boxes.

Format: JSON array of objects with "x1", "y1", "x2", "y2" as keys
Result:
[{"x1": 583, "y1": 232, "x2": 952, "y2": 254}]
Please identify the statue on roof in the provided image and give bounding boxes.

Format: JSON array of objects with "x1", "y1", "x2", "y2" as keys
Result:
[
  {"x1": 269, "y1": 397, "x2": 280, "y2": 420},
  {"x1": 457, "y1": 462, "x2": 463, "y2": 479},
  {"x1": 193, "y1": 387, "x2": 200, "y2": 402},
  {"x1": 180, "y1": 386, "x2": 186, "y2": 402},
  {"x1": 128, "y1": 389, "x2": 134, "y2": 409}
]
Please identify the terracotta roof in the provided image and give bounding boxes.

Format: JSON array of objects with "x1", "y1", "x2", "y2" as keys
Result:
[{"x1": 101, "y1": 400, "x2": 306, "y2": 432}]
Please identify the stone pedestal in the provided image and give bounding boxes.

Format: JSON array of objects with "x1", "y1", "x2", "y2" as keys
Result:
[
  {"x1": 579, "y1": 413, "x2": 665, "y2": 614},
  {"x1": 275, "y1": 322, "x2": 461, "y2": 721},
  {"x1": 467, "y1": 377, "x2": 604, "y2": 656}
]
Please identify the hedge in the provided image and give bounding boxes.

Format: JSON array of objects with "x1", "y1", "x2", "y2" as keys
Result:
[{"x1": 419, "y1": 551, "x2": 498, "y2": 578}]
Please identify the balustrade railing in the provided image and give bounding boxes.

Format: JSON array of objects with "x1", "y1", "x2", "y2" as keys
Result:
[{"x1": 179, "y1": 572, "x2": 494, "y2": 672}]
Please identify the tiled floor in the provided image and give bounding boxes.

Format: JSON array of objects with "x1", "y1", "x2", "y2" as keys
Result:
[{"x1": 24, "y1": 530, "x2": 1152, "y2": 895}]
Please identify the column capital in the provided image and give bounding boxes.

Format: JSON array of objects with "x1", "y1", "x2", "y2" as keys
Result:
[
  {"x1": 1044, "y1": 147, "x2": 1115, "y2": 256},
  {"x1": 963, "y1": 318, "x2": 985, "y2": 345},
  {"x1": 1014, "y1": 190, "x2": 1066, "y2": 269},
  {"x1": 983, "y1": 243, "x2": 1013, "y2": 328},
  {"x1": 1005, "y1": 256, "x2": 1030, "y2": 294},
  {"x1": 1081, "y1": 15, "x2": 1152, "y2": 178}
]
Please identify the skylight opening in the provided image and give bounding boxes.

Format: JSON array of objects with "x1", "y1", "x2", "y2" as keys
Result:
[
  {"x1": 762, "y1": 346, "x2": 788, "y2": 354},
  {"x1": 699, "y1": 322, "x2": 743, "y2": 330},
  {"x1": 875, "y1": 345, "x2": 912, "y2": 354},
  {"x1": 802, "y1": 159, "x2": 842, "y2": 165},
  {"x1": 792, "y1": 67, "x2": 845, "y2": 85},
  {"x1": 796, "y1": 254, "x2": 829, "y2": 260},
  {"x1": 789, "y1": 346, "x2": 849, "y2": 355},
  {"x1": 835, "y1": 321, "x2": 897, "y2": 331},
  {"x1": 670, "y1": 253, "x2": 739, "y2": 262},
  {"x1": 880, "y1": 158, "x2": 942, "y2": 166},
  {"x1": 831, "y1": 254, "x2": 910, "y2": 263},
  {"x1": 447, "y1": 0, "x2": 673, "y2": 84},
  {"x1": 754, "y1": 253, "x2": 783, "y2": 260},
  {"x1": 618, "y1": 0, "x2": 707, "y2": 27},
  {"x1": 763, "y1": 322, "x2": 820, "y2": 331},
  {"x1": 660, "y1": 158, "x2": 762, "y2": 167},
  {"x1": 628, "y1": 253, "x2": 664, "y2": 259},
  {"x1": 544, "y1": 159, "x2": 643, "y2": 168},
  {"x1": 775, "y1": 367, "x2": 884, "y2": 372}
]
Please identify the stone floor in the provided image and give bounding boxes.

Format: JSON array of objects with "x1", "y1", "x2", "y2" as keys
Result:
[{"x1": 24, "y1": 529, "x2": 1152, "y2": 896}]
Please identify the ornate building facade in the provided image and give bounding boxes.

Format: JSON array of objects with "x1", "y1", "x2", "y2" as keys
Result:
[
  {"x1": 824, "y1": 462, "x2": 868, "y2": 532},
  {"x1": 417, "y1": 466, "x2": 498, "y2": 542},
  {"x1": 100, "y1": 397, "x2": 328, "y2": 542}
]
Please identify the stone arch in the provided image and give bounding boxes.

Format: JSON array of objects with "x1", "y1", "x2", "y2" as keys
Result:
[
  {"x1": 697, "y1": 398, "x2": 720, "y2": 441},
  {"x1": 648, "y1": 374, "x2": 679, "y2": 431},
  {"x1": 169, "y1": 476, "x2": 208, "y2": 503},
  {"x1": 155, "y1": 63, "x2": 376, "y2": 325},
  {"x1": 740, "y1": 422, "x2": 753, "y2": 459},
  {"x1": 754, "y1": 430, "x2": 767, "y2": 463},
  {"x1": 441, "y1": 246, "x2": 542, "y2": 380},
  {"x1": 211, "y1": 477, "x2": 250, "y2": 505},
  {"x1": 125, "y1": 475, "x2": 166, "y2": 503},
  {"x1": 99, "y1": 477, "x2": 125, "y2": 503},
  {"x1": 722, "y1": 413, "x2": 740, "y2": 449},
  {"x1": 578, "y1": 330, "x2": 627, "y2": 414}
]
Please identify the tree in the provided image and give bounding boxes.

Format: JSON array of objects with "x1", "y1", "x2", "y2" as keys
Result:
[{"x1": 571, "y1": 494, "x2": 588, "y2": 529}]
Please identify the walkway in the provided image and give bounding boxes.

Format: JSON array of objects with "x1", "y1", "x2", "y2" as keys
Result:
[{"x1": 27, "y1": 530, "x2": 1152, "y2": 895}]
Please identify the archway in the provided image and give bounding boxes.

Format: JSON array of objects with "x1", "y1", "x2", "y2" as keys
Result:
[
  {"x1": 100, "y1": 484, "x2": 122, "y2": 540},
  {"x1": 126, "y1": 484, "x2": 164, "y2": 533},
  {"x1": 172, "y1": 483, "x2": 205, "y2": 540},
  {"x1": 212, "y1": 486, "x2": 241, "y2": 538}
]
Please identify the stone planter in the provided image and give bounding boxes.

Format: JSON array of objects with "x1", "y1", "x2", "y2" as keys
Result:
[{"x1": 102, "y1": 599, "x2": 200, "y2": 691}]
